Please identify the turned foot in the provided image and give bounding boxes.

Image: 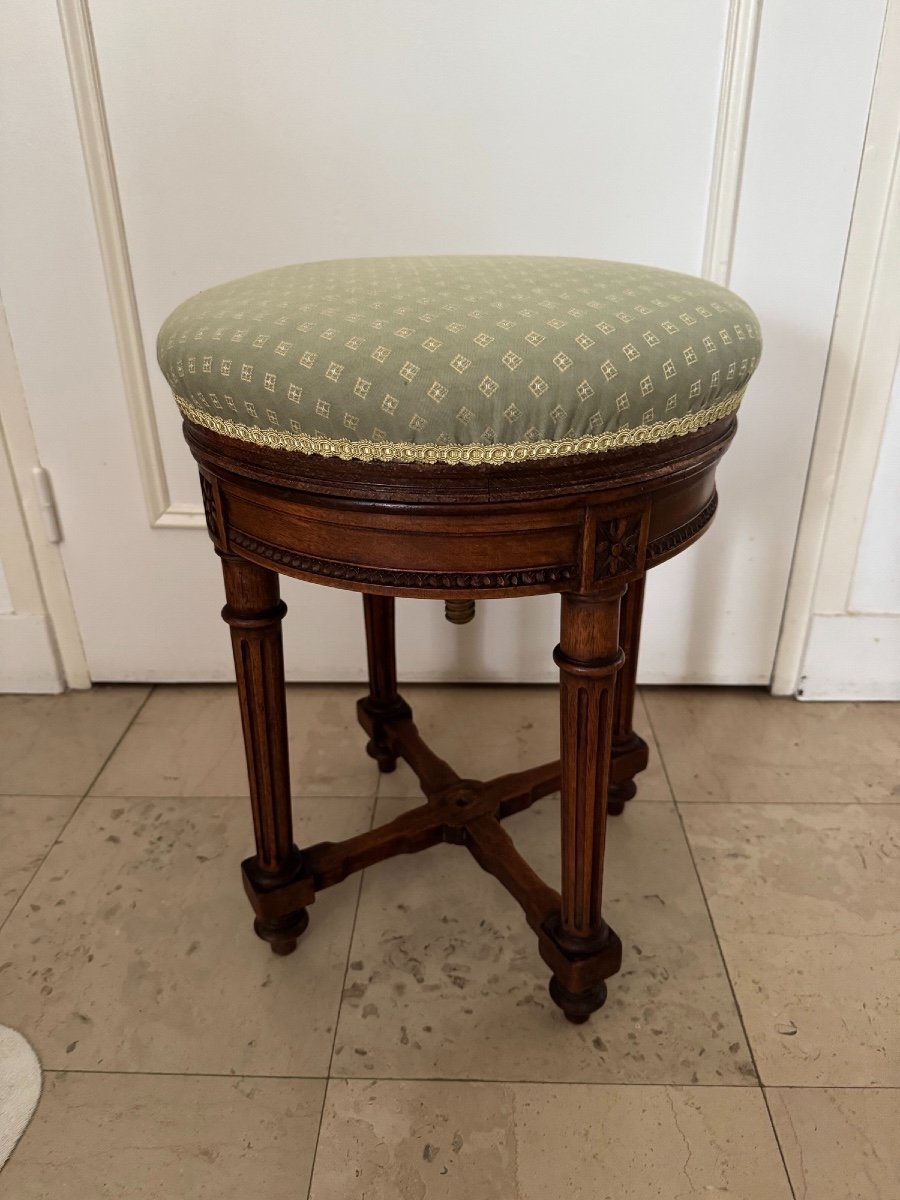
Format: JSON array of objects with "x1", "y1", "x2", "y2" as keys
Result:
[
  {"x1": 253, "y1": 909, "x2": 309, "y2": 956},
  {"x1": 607, "y1": 778, "x2": 637, "y2": 816},
  {"x1": 549, "y1": 976, "x2": 608, "y2": 1023}
]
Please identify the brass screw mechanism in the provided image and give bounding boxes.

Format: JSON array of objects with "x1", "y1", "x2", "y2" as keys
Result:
[{"x1": 444, "y1": 599, "x2": 476, "y2": 625}]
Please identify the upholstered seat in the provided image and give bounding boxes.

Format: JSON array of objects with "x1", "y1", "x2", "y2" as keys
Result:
[{"x1": 157, "y1": 256, "x2": 760, "y2": 465}]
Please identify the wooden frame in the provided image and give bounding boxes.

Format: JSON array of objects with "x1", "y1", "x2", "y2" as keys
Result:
[{"x1": 186, "y1": 415, "x2": 736, "y2": 1022}]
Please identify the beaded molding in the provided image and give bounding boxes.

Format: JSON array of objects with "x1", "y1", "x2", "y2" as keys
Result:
[{"x1": 229, "y1": 530, "x2": 576, "y2": 590}]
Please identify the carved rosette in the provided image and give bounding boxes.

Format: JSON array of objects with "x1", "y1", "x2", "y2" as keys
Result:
[{"x1": 594, "y1": 514, "x2": 643, "y2": 581}]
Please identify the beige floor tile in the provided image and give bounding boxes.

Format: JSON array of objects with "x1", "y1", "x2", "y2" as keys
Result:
[
  {"x1": 379, "y1": 685, "x2": 670, "y2": 803},
  {"x1": 767, "y1": 1087, "x2": 900, "y2": 1200},
  {"x1": 0, "y1": 793, "x2": 373, "y2": 1075},
  {"x1": 332, "y1": 797, "x2": 754, "y2": 1084},
  {"x1": 0, "y1": 687, "x2": 148, "y2": 796},
  {"x1": 4, "y1": 1071, "x2": 324, "y2": 1199},
  {"x1": 310, "y1": 1079, "x2": 793, "y2": 1200},
  {"x1": 91, "y1": 683, "x2": 380, "y2": 798},
  {"x1": 0, "y1": 796, "x2": 79, "y2": 922},
  {"x1": 644, "y1": 688, "x2": 900, "y2": 804},
  {"x1": 683, "y1": 803, "x2": 900, "y2": 1086}
]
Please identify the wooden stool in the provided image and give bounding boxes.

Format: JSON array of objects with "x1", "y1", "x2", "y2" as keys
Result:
[{"x1": 158, "y1": 256, "x2": 760, "y2": 1023}]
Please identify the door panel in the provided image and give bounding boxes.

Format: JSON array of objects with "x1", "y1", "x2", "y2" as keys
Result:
[{"x1": 0, "y1": 0, "x2": 887, "y2": 682}]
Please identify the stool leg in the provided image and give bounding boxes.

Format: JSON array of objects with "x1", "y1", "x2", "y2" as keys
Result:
[
  {"x1": 550, "y1": 589, "x2": 624, "y2": 1022},
  {"x1": 220, "y1": 554, "x2": 308, "y2": 955},
  {"x1": 359, "y1": 594, "x2": 411, "y2": 772},
  {"x1": 608, "y1": 575, "x2": 650, "y2": 815}
]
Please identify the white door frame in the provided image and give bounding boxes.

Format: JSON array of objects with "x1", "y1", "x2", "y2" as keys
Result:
[
  {"x1": 0, "y1": 300, "x2": 90, "y2": 690},
  {"x1": 772, "y1": 0, "x2": 899, "y2": 697}
]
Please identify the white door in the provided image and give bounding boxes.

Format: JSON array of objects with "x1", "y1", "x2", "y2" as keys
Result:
[
  {"x1": 0, "y1": 0, "x2": 888, "y2": 684},
  {"x1": 776, "y1": 2, "x2": 900, "y2": 702}
]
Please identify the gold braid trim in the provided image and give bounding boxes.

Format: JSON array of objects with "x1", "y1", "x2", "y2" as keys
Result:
[{"x1": 175, "y1": 387, "x2": 744, "y2": 466}]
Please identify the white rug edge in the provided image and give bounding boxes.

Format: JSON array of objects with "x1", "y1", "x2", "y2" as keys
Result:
[{"x1": 0, "y1": 1025, "x2": 42, "y2": 1169}]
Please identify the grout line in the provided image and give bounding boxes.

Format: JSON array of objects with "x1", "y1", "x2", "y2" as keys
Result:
[
  {"x1": 325, "y1": 1078, "x2": 900, "y2": 1089},
  {"x1": 81, "y1": 687, "x2": 157, "y2": 795},
  {"x1": 316, "y1": 1074, "x2": 758, "y2": 1090},
  {"x1": 305, "y1": 785, "x2": 379, "y2": 1200},
  {"x1": 36, "y1": 1066, "x2": 897, "y2": 1089},
  {"x1": 642, "y1": 699, "x2": 798, "y2": 1200},
  {"x1": 0, "y1": 686, "x2": 155, "y2": 943},
  {"x1": 4, "y1": 792, "x2": 897, "y2": 806},
  {"x1": 40, "y1": 1067, "x2": 329, "y2": 1082},
  {"x1": 672, "y1": 799, "x2": 900, "y2": 808},
  {"x1": 326, "y1": 790, "x2": 377, "y2": 1084},
  {"x1": 63, "y1": 792, "x2": 377, "y2": 803}
]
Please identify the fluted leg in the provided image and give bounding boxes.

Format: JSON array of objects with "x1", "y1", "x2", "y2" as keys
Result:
[
  {"x1": 550, "y1": 589, "x2": 624, "y2": 1022},
  {"x1": 220, "y1": 554, "x2": 308, "y2": 955},
  {"x1": 359, "y1": 594, "x2": 411, "y2": 772},
  {"x1": 608, "y1": 575, "x2": 650, "y2": 815}
]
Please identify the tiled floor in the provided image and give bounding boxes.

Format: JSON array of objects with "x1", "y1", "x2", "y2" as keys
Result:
[{"x1": 0, "y1": 684, "x2": 897, "y2": 1198}]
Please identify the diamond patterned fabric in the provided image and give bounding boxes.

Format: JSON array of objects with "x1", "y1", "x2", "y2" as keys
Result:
[{"x1": 157, "y1": 256, "x2": 761, "y2": 465}]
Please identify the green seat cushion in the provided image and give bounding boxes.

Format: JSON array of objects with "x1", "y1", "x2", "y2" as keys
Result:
[{"x1": 157, "y1": 256, "x2": 761, "y2": 465}]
